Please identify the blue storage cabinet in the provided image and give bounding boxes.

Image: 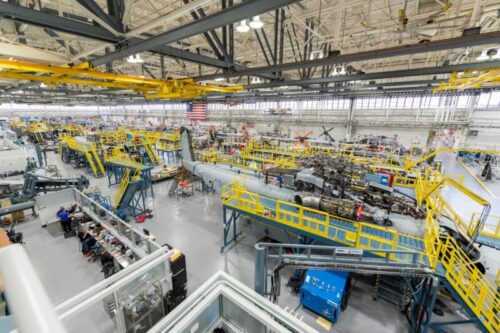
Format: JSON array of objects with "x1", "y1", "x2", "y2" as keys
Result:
[{"x1": 300, "y1": 270, "x2": 349, "y2": 323}]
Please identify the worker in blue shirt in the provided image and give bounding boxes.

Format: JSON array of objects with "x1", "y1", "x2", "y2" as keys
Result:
[{"x1": 57, "y1": 207, "x2": 71, "y2": 233}]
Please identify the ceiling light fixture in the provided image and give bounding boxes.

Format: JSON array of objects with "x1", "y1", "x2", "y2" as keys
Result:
[
  {"x1": 309, "y1": 51, "x2": 324, "y2": 60},
  {"x1": 127, "y1": 54, "x2": 144, "y2": 63},
  {"x1": 214, "y1": 77, "x2": 225, "y2": 82},
  {"x1": 492, "y1": 48, "x2": 500, "y2": 59},
  {"x1": 476, "y1": 49, "x2": 490, "y2": 61},
  {"x1": 249, "y1": 16, "x2": 264, "y2": 29},
  {"x1": 236, "y1": 20, "x2": 250, "y2": 33},
  {"x1": 251, "y1": 77, "x2": 261, "y2": 84}
]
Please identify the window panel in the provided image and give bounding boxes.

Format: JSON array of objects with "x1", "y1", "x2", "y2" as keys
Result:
[
  {"x1": 396, "y1": 97, "x2": 405, "y2": 108},
  {"x1": 478, "y1": 92, "x2": 491, "y2": 108},
  {"x1": 488, "y1": 91, "x2": 500, "y2": 108},
  {"x1": 388, "y1": 97, "x2": 397, "y2": 108},
  {"x1": 428, "y1": 96, "x2": 439, "y2": 108},
  {"x1": 456, "y1": 95, "x2": 469, "y2": 108}
]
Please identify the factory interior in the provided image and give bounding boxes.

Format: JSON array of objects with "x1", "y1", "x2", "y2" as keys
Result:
[{"x1": 0, "y1": 0, "x2": 499, "y2": 333}]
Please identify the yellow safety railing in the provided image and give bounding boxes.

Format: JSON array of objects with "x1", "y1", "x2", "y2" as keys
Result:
[
  {"x1": 469, "y1": 213, "x2": 500, "y2": 241},
  {"x1": 221, "y1": 178, "x2": 433, "y2": 265},
  {"x1": 9, "y1": 120, "x2": 26, "y2": 129},
  {"x1": 393, "y1": 173, "x2": 417, "y2": 188},
  {"x1": 89, "y1": 142, "x2": 105, "y2": 175},
  {"x1": 63, "y1": 124, "x2": 87, "y2": 136},
  {"x1": 200, "y1": 149, "x2": 298, "y2": 172},
  {"x1": 405, "y1": 147, "x2": 500, "y2": 171},
  {"x1": 98, "y1": 132, "x2": 120, "y2": 146},
  {"x1": 439, "y1": 234, "x2": 499, "y2": 333},
  {"x1": 245, "y1": 141, "x2": 408, "y2": 168},
  {"x1": 63, "y1": 136, "x2": 105, "y2": 177},
  {"x1": 34, "y1": 132, "x2": 45, "y2": 144},
  {"x1": 241, "y1": 152, "x2": 298, "y2": 170},
  {"x1": 143, "y1": 142, "x2": 160, "y2": 165},
  {"x1": 159, "y1": 131, "x2": 180, "y2": 142},
  {"x1": 157, "y1": 141, "x2": 181, "y2": 151},
  {"x1": 417, "y1": 169, "x2": 499, "y2": 333},
  {"x1": 221, "y1": 170, "x2": 500, "y2": 332},
  {"x1": 114, "y1": 168, "x2": 130, "y2": 208},
  {"x1": 27, "y1": 121, "x2": 50, "y2": 134},
  {"x1": 199, "y1": 149, "x2": 219, "y2": 164},
  {"x1": 104, "y1": 146, "x2": 144, "y2": 169}
]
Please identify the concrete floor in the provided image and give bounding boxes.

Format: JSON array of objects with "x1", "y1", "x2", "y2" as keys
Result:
[
  {"x1": 14, "y1": 150, "x2": 480, "y2": 333},
  {"x1": 439, "y1": 152, "x2": 500, "y2": 286}
]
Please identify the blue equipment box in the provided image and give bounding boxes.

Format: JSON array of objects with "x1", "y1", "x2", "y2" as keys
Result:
[
  {"x1": 363, "y1": 173, "x2": 389, "y2": 185},
  {"x1": 300, "y1": 270, "x2": 349, "y2": 323}
]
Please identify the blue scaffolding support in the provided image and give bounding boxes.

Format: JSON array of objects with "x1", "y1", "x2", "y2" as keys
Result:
[
  {"x1": 105, "y1": 162, "x2": 154, "y2": 197},
  {"x1": 116, "y1": 179, "x2": 148, "y2": 218}
]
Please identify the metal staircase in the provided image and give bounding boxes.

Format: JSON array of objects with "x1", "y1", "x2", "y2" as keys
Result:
[
  {"x1": 114, "y1": 168, "x2": 131, "y2": 209},
  {"x1": 63, "y1": 136, "x2": 105, "y2": 177},
  {"x1": 168, "y1": 179, "x2": 179, "y2": 197},
  {"x1": 144, "y1": 142, "x2": 160, "y2": 166},
  {"x1": 114, "y1": 169, "x2": 147, "y2": 217},
  {"x1": 34, "y1": 132, "x2": 45, "y2": 144},
  {"x1": 89, "y1": 144, "x2": 105, "y2": 176},
  {"x1": 372, "y1": 275, "x2": 410, "y2": 309}
]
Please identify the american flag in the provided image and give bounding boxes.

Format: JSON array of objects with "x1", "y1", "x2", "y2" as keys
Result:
[{"x1": 187, "y1": 103, "x2": 207, "y2": 120}]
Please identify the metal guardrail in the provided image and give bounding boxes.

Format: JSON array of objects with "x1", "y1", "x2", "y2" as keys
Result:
[
  {"x1": 223, "y1": 171, "x2": 500, "y2": 333},
  {"x1": 199, "y1": 149, "x2": 297, "y2": 171},
  {"x1": 0, "y1": 188, "x2": 168, "y2": 333},
  {"x1": 470, "y1": 212, "x2": 500, "y2": 242},
  {"x1": 147, "y1": 271, "x2": 319, "y2": 333},
  {"x1": 72, "y1": 188, "x2": 160, "y2": 257},
  {"x1": 60, "y1": 135, "x2": 105, "y2": 177},
  {"x1": 222, "y1": 179, "x2": 431, "y2": 265},
  {"x1": 410, "y1": 170, "x2": 498, "y2": 333},
  {"x1": 254, "y1": 243, "x2": 433, "y2": 297}
]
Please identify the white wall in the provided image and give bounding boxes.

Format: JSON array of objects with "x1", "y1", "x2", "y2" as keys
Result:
[{"x1": 353, "y1": 126, "x2": 429, "y2": 147}]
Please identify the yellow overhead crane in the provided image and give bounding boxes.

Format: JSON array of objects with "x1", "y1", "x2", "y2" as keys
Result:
[
  {"x1": 0, "y1": 59, "x2": 243, "y2": 99},
  {"x1": 434, "y1": 68, "x2": 500, "y2": 92}
]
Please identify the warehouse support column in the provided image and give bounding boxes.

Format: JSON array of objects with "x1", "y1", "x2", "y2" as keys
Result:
[
  {"x1": 254, "y1": 243, "x2": 268, "y2": 296},
  {"x1": 345, "y1": 97, "x2": 355, "y2": 141},
  {"x1": 34, "y1": 143, "x2": 47, "y2": 167},
  {"x1": 422, "y1": 277, "x2": 440, "y2": 333}
]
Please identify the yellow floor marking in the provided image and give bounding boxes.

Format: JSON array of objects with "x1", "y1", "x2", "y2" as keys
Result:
[{"x1": 316, "y1": 316, "x2": 333, "y2": 330}]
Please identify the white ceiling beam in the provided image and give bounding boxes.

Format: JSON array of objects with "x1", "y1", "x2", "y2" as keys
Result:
[
  {"x1": 124, "y1": 0, "x2": 213, "y2": 38},
  {"x1": 0, "y1": 41, "x2": 69, "y2": 64}
]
